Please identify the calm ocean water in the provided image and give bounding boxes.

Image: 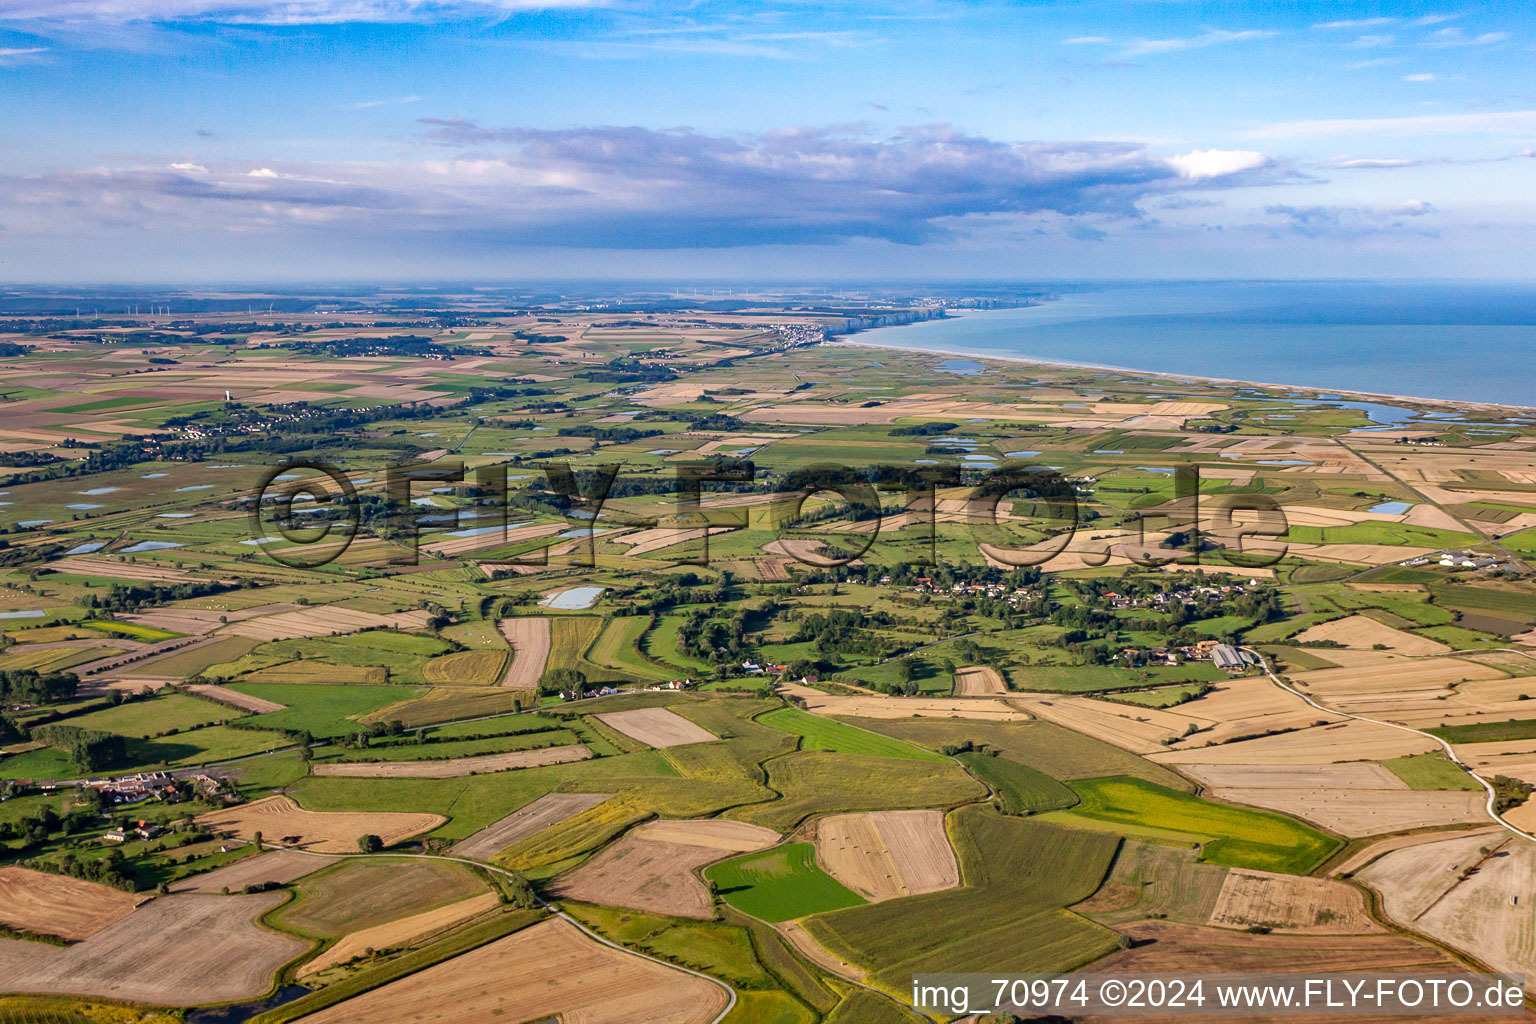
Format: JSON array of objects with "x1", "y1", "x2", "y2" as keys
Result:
[{"x1": 854, "y1": 282, "x2": 1536, "y2": 408}]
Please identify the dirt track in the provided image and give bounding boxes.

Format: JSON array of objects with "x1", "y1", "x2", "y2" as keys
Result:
[{"x1": 498, "y1": 617, "x2": 551, "y2": 689}]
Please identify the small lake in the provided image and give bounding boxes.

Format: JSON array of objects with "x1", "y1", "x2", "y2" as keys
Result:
[
  {"x1": 540, "y1": 586, "x2": 605, "y2": 610},
  {"x1": 1369, "y1": 501, "x2": 1415, "y2": 515},
  {"x1": 0, "y1": 610, "x2": 44, "y2": 619},
  {"x1": 119, "y1": 541, "x2": 184, "y2": 553}
]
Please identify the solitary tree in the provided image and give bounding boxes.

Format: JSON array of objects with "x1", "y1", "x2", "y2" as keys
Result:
[{"x1": 358, "y1": 834, "x2": 383, "y2": 853}]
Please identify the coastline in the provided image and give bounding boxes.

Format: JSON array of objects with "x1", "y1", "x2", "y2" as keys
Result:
[{"x1": 831, "y1": 318, "x2": 1536, "y2": 418}]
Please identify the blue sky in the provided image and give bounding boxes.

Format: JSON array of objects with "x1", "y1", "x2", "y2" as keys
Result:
[{"x1": 0, "y1": 0, "x2": 1532, "y2": 282}]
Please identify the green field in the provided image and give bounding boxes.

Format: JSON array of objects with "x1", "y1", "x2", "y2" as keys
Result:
[
  {"x1": 705, "y1": 842, "x2": 867, "y2": 922},
  {"x1": 1382, "y1": 753, "x2": 1484, "y2": 791},
  {"x1": 756, "y1": 708, "x2": 948, "y2": 763},
  {"x1": 1040, "y1": 776, "x2": 1339, "y2": 874},
  {"x1": 273, "y1": 858, "x2": 488, "y2": 939},
  {"x1": 52, "y1": 693, "x2": 238, "y2": 737},
  {"x1": 230, "y1": 683, "x2": 427, "y2": 737},
  {"x1": 956, "y1": 750, "x2": 1078, "y2": 815},
  {"x1": 803, "y1": 807, "x2": 1121, "y2": 993},
  {"x1": 1429, "y1": 718, "x2": 1536, "y2": 744},
  {"x1": 729, "y1": 750, "x2": 983, "y2": 833}
]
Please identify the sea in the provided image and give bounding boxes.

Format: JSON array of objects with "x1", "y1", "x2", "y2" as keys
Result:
[{"x1": 852, "y1": 282, "x2": 1536, "y2": 409}]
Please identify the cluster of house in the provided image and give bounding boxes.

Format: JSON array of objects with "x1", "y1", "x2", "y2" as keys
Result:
[
  {"x1": 80, "y1": 770, "x2": 183, "y2": 806},
  {"x1": 102, "y1": 820, "x2": 166, "y2": 843},
  {"x1": 560, "y1": 679, "x2": 695, "y2": 702},
  {"x1": 1100, "y1": 581, "x2": 1262, "y2": 610},
  {"x1": 891, "y1": 576, "x2": 1037, "y2": 603},
  {"x1": 1411, "y1": 551, "x2": 1510, "y2": 571},
  {"x1": 1111, "y1": 639, "x2": 1255, "y2": 673},
  {"x1": 739, "y1": 661, "x2": 790, "y2": 675}
]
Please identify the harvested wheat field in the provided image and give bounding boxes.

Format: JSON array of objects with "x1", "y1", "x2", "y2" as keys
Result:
[
  {"x1": 453, "y1": 792, "x2": 614, "y2": 861},
  {"x1": 223, "y1": 606, "x2": 432, "y2": 641},
  {"x1": 189, "y1": 683, "x2": 285, "y2": 713},
  {"x1": 1178, "y1": 762, "x2": 1404, "y2": 790},
  {"x1": 46, "y1": 557, "x2": 204, "y2": 583},
  {"x1": 298, "y1": 892, "x2": 501, "y2": 977},
  {"x1": 171, "y1": 849, "x2": 321, "y2": 894},
  {"x1": 1212, "y1": 786, "x2": 1486, "y2": 836},
  {"x1": 1294, "y1": 615, "x2": 1449, "y2": 655},
  {"x1": 1208, "y1": 869, "x2": 1381, "y2": 934},
  {"x1": 953, "y1": 665, "x2": 1005, "y2": 696},
  {"x1": 0, "y1": 866, "x2": 139, "y2": 940},
  {"x1": 815, "y1": 809, "x2": 960, "y2": 902},
  {"x1": 551, "y1": 818, "x2": 779, "y2": 919},
  {"x1": 1331, "y1": 827, "x2": 1503, "y2": 877},
  {"x1": 780, "y1": 681, "x2": 1029, "y2": 721},
  {"x1": 197, "y1": 795, "x2": 445, "y2": 853},
  {"x1": 312, "y1": 744, "x2": 591, "y2": 779},
  {"x1": 595, "y1": 707, "x2": 717, "y2": 748},
  {"x1": 294, "y1": 916, "x2": 728, "y2": 1024},
  {"x1": 0, "y1": 892, "x2": 307, "y2": 1005},
  {"x1": 497, "y1": 617, "x2": 550, "y2": 688},
  {"x1": 1361, "y1": 833, "x2": 1536, "y2": 980},
  {"x1": 1154, "y1": 720, "x2": 1435, "y2": 766}
]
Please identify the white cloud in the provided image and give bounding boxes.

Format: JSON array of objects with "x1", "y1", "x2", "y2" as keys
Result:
[
  {"x1": 1061, "y1": 35, "x2": 1110, "y2": 45},
  {"x1": 1166, "y1": 148, "x2": 1268, "y2": 179},
  {"x1": 247, "y1": 167, "x2": 278, "y2": 177},
  {"x1": 1248, "y1": 109, "x2": 1536, "y2": 139},
  {"x1": 1348, "y1": 34, "x2": 1394, "y2": 48},
  {"x1": 1314, "y1": 18, "x2": 1395, "y2": 29},
  {"x1": 1121, "y1": 29, "x2": 1274, "y2": 57},
  {"x1": 349, "y1": 94, "x2": 421, "y2": 109},
  {"x1": 1425, "y1": 27, "x2": 1510, "y2": 47},
  {"x1": 0, "y1": 0, "x2": 604, "y2": 24},
  {"x1": 169, "y1": 161, "x2": 209, "y2": 173},
  {"x1": 1403, "y1": 72, "x2": 1438, "y2": 82}
]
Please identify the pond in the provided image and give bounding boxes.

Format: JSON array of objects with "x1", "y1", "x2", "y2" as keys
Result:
[{"x1": 539, "y1": 586, "x2": 606, "y2": 610}]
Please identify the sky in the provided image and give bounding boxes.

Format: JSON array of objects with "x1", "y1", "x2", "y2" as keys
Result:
[{"x1": 0, "y1": 0, "x2": 1532, "y2": 283}]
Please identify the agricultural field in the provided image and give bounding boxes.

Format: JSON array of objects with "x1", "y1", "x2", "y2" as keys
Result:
[
  {"x1": 5, "y1": 306, "x2": 1536, "y2": 1020},
  {"x1": 705, "y1": 842, "x2": 868, "y2": 922},
  {"x1": 552, "y1": 818, "x2": 779, "y2": 918},
  {"x1": 1040, "y1": 776, "x2": 1341, "y2": 874},
  {"x1": 294, "y1": 917, "x2": 730, "y2": 1024},
  {"x1": 196, "y1": 795, "x2": 445, "y2": 853}
]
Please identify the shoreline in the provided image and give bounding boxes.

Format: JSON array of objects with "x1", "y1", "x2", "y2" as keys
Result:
[{"x1": 832, "y1": 318, "x2": 1536, "y2": 418}]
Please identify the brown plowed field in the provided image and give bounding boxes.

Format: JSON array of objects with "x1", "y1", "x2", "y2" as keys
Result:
[
  {"x1": 953, "y1": 665, "x2": 1005, "y2": 696},
  {"x1": 550, "y1": 818, "x2": 778, "y2": 919},
  {"x1": 196, "y1": 795, "x2": 445, "y2": 853},
  {"x1": 293, "y1": 916, "x2": 729, "y2": 1024},
  {"x1": 311, "y1": 744, "x2": 591, "y2": 779},
  {"x1": 1211, "y1": 786, "x2": 1487, "y2": 836},
  {"x1": 595, "y1": 707, "x2": 717, "y2": 748},
  {"x1": 223, "y1": 606, "x2": 431, "y2": 641},
  {"x1": 0, "y1": 892, "x2": 306, "y2": 1006},
  {"x1": 46, "y1": 557, "x2": 204, "y2": 583},
  {"x1": 0, "y1": 866, "x2": 139, "y2": 940},
  {"x1": 1208, "y1": 868, "x2": 1381, "y2": 934},
  {"x1": 498, "y1": 617, "x2": 550, "y2": 688},
  {"x1": 1152, "y1": 720, "x2": 1435, "y2": 765},
  {"x1": 171, "y1": 849, "x2": 321, "y2": 894},
  {"x1": 815, "y1": 810, "x2": 959, "y2": 902},
  {"x1": 452, "y1": 792, "x2": 614, "y2": 861}
]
